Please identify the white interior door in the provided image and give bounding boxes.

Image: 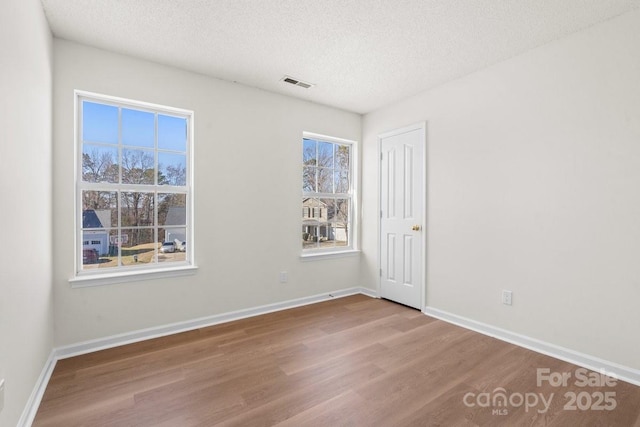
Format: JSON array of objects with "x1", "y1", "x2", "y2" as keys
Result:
[{"x1": 379, "y1": 123, "x2": 425, "y2": 309}]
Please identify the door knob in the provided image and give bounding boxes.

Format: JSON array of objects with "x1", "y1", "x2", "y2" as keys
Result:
[{"x1": 412, "y1": 225, "x2": 421, "y2": 231}]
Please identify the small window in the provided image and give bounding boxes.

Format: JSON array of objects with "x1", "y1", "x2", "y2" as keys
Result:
[
  {"x1": 302, "y1": 133, "x2": 356, "y2": 253},
  {"x1": 75, "y1": 91, "x2": 193, "y2": 278}
]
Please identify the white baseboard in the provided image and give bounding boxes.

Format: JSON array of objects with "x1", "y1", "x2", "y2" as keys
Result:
[
  {"x1": 56, "y1": 287, "x2": 375, "y2": 360},
  {"x1": 423, "y1": 306, "x2": 640, "y2": 387},
  {"x1": 358, "y1": 286, "x2": 378, "y2": 298},
  {"x1": 17, "y1": 350, "x2": 57, "y2": 427}
]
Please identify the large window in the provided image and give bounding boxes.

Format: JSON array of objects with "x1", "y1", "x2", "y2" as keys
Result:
[
  {"x1": 302, "y1": 133, "x2": 355, "y2": 253},
  {"x1": 75, "y1": 91, "x2": 193, "y2": 278}
]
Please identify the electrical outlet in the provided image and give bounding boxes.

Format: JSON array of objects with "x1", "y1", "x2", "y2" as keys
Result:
[
  {"x1": 502, "y1": 290, "x2": 513, "y2": 306},
  {"x1": 0, "y1": 378, "x2": 5, "y2": 413},
  {"x1": 279, "y1": 271, "x2": 288, "y2": 283}
]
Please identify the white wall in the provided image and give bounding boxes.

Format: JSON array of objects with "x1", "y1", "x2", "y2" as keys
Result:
[
  {"x1": 52, "y1": 40, "x2": 362, "y2": 346},
  {"x1": 362, "y1": 10, "x2": 640, "y2": 370},
  {"x1": 0, "y1": 0, "x2": 54, "y2": 425}
]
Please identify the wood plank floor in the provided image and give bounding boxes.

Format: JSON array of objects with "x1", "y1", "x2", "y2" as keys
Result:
[{"x1": 34, "y1": 295, "x2": 640, "y2": 426}]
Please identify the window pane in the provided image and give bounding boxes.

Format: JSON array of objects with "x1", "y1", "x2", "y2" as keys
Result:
[
  {"x1": 335, "y1": 198, "x2": 350, "y2": 224},
  {"x1": 319, "y1": 198, "x2": 335, "y2": 223},
  {"x1": 303, "y1": 166, "x2": 316, "y2": 192},
  {"x1": 121, "y1": 192, "x2": 154, "y2": 226},
  {"x1": 317, "y1": 224, "x2": 332, "y2": 247},
  {"x1": 160, "y1": 227, "x2": 187, "y2": 244},
  {"x1": 81, "y1": 232, "x2": 108, "y2": 260},
  {"x1": 158, "y1": 228, "x2": 187, "y2": 263},
  {"x1": 303, "y1": 138, "x2": 316, "y2": 165},
  {"x1": 82, "y1": 101, "x2": 118, "y2": 144},
  {"x1": 122, "y1": 149, "x2": 154, "y2": 184},
  {"x1": 122, "y1": 108, "x2": 155, "y2": 148},
  {"x1": 158, "y1": 193, "x2": 186, "y2": 226},
  {"x1": 302, "y1": 198, "x2": 321, "y2": 225},
  {"x1": 335, "y1": 170, "x2": 350, "y2": 194},
  {"x1": 302, "y1": 225, "x2": 319, "y2": 249},
  {"x1": 336, "y1": 144, "x2": 350, "y2": 170},
  {"x1": 321, "y1": 224, "x2": 337, "y2": 248},
  {"x1": 318, "y1": 141, "x2": 334, "y2": 168},
  {"x1": 158, "y1": 152, "x2": 186, "y2": 186},
  {"x1": 82, "y1": 144, "x2": 118, "y2": 183},
  {"x1": 318, "y1": 168, "x2": 333, "y2": 193},
  {"x1": 82, "y1": 230, "x2": 118, "y2": 270},
  {"x1": 158, "y1": 115, "x2": 187, "y2": 152},
  {"x1": 335, "y1": 198, "x2": 350, "y2": 247},
  {"x1": 82, "y1": 191, "x2": 117, "y2": 228},
  {"x1": 331, "y1": 223, "x2": 348, "y2": 247},
  {"x1": 120, "y1": 228, "x2": 156, "y2": 266}
]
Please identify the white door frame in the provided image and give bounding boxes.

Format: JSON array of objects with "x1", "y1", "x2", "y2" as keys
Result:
[{"x1": 377, "y1": 122, "x2": 427, "y2": 310}]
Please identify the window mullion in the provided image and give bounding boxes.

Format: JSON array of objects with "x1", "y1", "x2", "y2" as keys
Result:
[
  {"x1": 116, "y1": 189, "x2": 122, "y2": 267},
  {"x1": 78, "y1": 183, "x2": 188, "y2": 194},
  {"x1": 118, "y1": 106, "x2": 123, "y2": 186}
]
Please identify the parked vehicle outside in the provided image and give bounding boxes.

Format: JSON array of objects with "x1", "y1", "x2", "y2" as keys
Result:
[
  {"x1": 83, "y1": 248, "x2": 99, "y2": 264},
  {"x1": 160, "y1": 241, "x2": 176, "y2": 253}
]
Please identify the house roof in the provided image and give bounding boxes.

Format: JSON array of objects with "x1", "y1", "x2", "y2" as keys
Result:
[
  {"x1": 302, "y1": 198, "x2": 328, "y2": 207},
  {"x1": 82, "y1": 209, "x2": 111, "y2": 228},
  {"x1": 165, "y1": 206, "x2": 186, "y2": 226}
]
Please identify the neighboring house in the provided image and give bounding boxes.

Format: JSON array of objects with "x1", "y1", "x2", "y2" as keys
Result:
[
  {"x1": 329, "y1": 215, "x2": 347, "y2": 242},
  {"x1": 302, "y1": 198, "x2": 346, "y2": 242},
  {"x1": 302, "y1": 198, "x2": 328, "y2": 223},
  {"x1": 302, "y1": 198, "x2": 328, "y2": 241},
  {"x1": 82, "y1": 209, "x2": 110, "y2": 255},
  {"x1": 164, "y1": 206, "x2": 186, "y2": 243}
]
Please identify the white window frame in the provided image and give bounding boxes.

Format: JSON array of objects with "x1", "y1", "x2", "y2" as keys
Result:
[
  {"x1": 71, "y1": 90, "x2": 196, "y2": 286},
  {"x1": 301, "y1": 131, "x2": 359, "y2": 259}
]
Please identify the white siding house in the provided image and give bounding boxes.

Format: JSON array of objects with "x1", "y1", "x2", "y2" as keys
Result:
[{"x1": 82, "y1": 209, "x2": 110, "y2": 255}]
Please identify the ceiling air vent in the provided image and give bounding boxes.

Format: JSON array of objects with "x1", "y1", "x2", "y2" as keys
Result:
[{"x1": 281, "y1": 75, "x2": 314, "y2": 89}]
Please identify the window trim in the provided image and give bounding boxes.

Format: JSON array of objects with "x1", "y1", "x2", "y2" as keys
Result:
[
  {"x1": 301, "y1": 131, "x2": 359, "y2": 256},
  {"x1": 72, "y1": 90, "x2": 196, "y2": 285},
  {"x1": 69, "y1": 265, "x2": 198, "y2": 288}
]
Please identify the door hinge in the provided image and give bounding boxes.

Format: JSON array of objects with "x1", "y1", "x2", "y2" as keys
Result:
[
  {"x1": 380, "y1": 268, "x2": 383, "y2": 276},
  {"x1": 380, "y1": 210, "x2": 383, "y2": 218},
  {"x1": 380, "y1": 152, "x2": 383, "y2": 161}
]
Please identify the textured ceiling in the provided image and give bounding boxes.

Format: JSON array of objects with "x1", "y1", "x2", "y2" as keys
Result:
[{"x1": 40, "y1": 0, "x2": 640, "y2": 114}]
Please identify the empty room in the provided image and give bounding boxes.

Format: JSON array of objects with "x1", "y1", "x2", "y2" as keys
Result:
[{"x1": 2, "y1": 0, "x2": 640, "y2": 426}]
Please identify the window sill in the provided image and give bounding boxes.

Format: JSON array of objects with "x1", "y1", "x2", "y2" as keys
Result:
[
  {"x1": 69, "y1": 265, "x2": 199, "y2": 288},
  {"x1": 300, "y1": 249, "x2": 360, "y2": 261}
]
